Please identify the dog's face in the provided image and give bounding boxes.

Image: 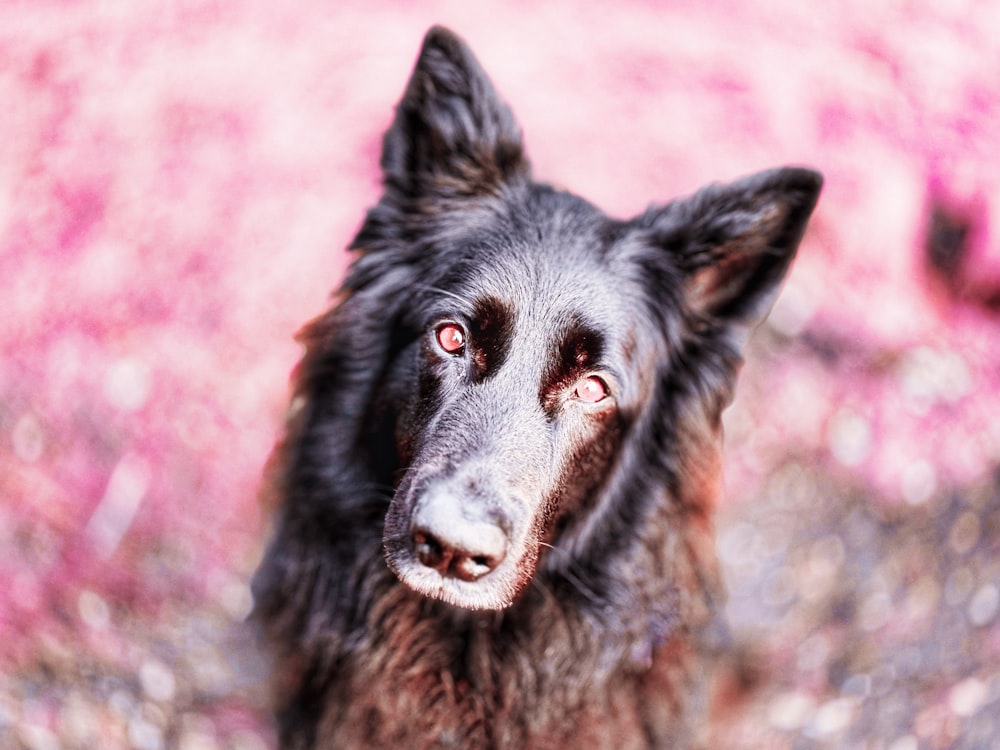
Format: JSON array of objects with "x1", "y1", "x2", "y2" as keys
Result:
[
  {"x1": 358, "y1": 28, "x2": 821, "y2": 610},
  {"x1": 381, "y1": 198, "x2": 656, "y2": 609}
]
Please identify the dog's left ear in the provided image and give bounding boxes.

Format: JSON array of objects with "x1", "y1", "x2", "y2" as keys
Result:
[
  {"x1": 380, "y1": 26, "x2": 529, "y2": 201},
  {"x1": 642, "y1": 167, "x2": 822, "y2": 335}
]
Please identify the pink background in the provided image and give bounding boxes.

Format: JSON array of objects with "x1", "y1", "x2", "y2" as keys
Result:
[{"x1": 3, "y1": 2, "x2": 999, "y2": 747}]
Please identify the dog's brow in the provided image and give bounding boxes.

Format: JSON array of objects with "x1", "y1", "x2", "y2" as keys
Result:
[
  {"x1": 538, "y1": 318, "x2": 606, "y2": 415},
  {"x1": 419, "y1": 284, "x2": 472, "y2": 309},
  {"x1": 561, "y1": 319, "x2": 605, "y2": 368},
  {"x1": 469, "y1": 295, "x2": 515, "y2": 382}
]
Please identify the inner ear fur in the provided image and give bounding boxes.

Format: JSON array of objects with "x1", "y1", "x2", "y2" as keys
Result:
[{"x1": 640, "y1": 167, "x2": 823, "y2": 327}]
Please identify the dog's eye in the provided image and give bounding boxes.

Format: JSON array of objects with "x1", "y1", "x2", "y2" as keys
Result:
[
  {"x1": 436, "y1": 323, "x2": 466, "y2": 354},
  {"x1": 574, "y1": 375, "x2": 608, "y2": 403}
]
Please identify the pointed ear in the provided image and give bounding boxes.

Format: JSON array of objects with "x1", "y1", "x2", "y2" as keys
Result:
[
  {"x1": 380, "y1": 26, "x2": 529, "y2": 200},
  {"x1": 643, "y1": 167, "x2": 822, "y2": 331}
]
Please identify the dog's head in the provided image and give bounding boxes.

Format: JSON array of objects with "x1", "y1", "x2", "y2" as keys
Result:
[{"x1": 352, "y1": 27, "x2": 821, "y2": 611}]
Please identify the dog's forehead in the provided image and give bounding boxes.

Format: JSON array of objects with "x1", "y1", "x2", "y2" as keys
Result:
[
  {"x1": 424, "y1": 186, "x2": 667, "y2": 358},
  {"x1": 450, "y1": 233, "x2": 639, "y2": 359}
]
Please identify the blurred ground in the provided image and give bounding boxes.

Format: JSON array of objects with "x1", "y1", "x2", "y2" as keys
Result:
[{"x1": 2, "y1": 1, "x2": 999, "y2": 748}]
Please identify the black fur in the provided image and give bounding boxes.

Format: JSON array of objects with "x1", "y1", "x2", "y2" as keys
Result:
[{"x1": 253, "y1": 26, "x2": 822, "y2": 749}]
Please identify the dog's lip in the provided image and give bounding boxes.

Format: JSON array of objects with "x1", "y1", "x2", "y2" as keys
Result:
[{"x1": 384, "y1": 545, "x2": 519, "y2": 610}]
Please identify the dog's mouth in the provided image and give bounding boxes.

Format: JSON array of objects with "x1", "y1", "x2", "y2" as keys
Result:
[{"x1": 383, "y1": 474, "x2": 537, "y2": 610}]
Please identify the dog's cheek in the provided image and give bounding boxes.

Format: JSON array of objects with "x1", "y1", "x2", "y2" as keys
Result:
[
  {"x1": 543, "y1": 413, "x2": 625, "y2": 535},
  {"x1": 392, "y1": 352, "x2": 447, "y2": 468}
]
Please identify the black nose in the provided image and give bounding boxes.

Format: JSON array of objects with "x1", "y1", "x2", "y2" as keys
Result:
[{"x1": 410, "y1": 496, "x2": 508, "y2": 582}]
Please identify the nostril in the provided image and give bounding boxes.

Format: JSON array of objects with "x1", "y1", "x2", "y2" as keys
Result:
[
  {"x1": 412, "y1": 528, "x2": 451, "y2": 572},
  {"x1": 410, "y1": 524, "x2": 506, "y2": 582},
  {"x1": 455, "y1": 554, "x2": 500, "y2": 582}
]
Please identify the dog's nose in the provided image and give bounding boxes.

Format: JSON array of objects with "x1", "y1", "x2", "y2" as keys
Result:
[{"x1": 410, "y1": 496, "x2": 508, "y2": 582}]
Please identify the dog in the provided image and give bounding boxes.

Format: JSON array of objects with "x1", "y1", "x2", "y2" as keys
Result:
[{"x1": 252, "y1": 25, "x2": 821, "y2": 749}]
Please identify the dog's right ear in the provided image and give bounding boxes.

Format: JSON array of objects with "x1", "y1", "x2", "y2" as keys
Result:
[{"x1": 379, "y1": 26, "x2": 529, "y2": 202}]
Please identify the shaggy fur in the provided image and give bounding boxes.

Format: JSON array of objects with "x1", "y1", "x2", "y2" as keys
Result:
[{"x1": 252, "y1": 26, "x2": 821, "y2": 749}]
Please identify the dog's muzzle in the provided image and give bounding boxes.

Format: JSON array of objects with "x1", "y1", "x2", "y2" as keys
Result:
[{"x1": 384, "y1": 466, "x2": 536, "y2": 610}]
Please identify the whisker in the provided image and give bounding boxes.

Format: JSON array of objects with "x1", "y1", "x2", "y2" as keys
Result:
[
  {"x1": 417, "y1": 284, "x2": 469, "y2": 306},
  {"x1": 537, "y1": 542, "x2": 603, "y2": 606},
  {"x1": 350, "y1": 481, "x2": 395, "y2": 498},
  {"x1": 561, "y1": 568, "x2": 602, "y2": 606}
]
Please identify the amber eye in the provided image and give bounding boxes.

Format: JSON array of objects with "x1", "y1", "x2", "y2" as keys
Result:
[
  {"x1": 436, "y1": 323, "x2": 466, "y2": 354},
  {"x1": 574, "y1": 375, "x2": 608, "y2": 403}
]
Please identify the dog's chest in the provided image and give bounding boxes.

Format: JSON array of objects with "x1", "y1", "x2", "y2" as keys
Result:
[{"x1": 317, "y1": 601, "x2": 631, "y2": 747}]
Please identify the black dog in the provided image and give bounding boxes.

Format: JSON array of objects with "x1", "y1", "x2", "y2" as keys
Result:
[{"x1": 253, "y1": 26, "x2": 821, "y2": 749}]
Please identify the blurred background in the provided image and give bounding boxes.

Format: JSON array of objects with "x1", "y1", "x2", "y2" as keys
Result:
[{"x1": 2, "y1": 1, "x2": 999, "y2": 748}]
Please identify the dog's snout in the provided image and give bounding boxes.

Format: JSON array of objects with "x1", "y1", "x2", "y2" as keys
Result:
[{"x1": 410, "y1": 493, "x2": 508, "y2": 582}]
